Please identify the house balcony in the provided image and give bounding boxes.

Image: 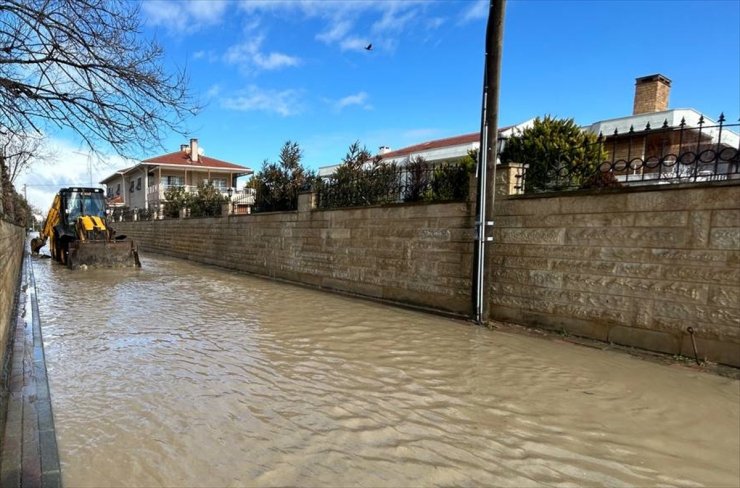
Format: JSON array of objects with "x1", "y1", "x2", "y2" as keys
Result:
[{"x1": 147, "y1": 184, "x2": 255, "y2": 208}]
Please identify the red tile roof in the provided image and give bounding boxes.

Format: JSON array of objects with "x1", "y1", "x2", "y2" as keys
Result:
[
  {"x1": 380, "y1": 133, "x2": 479, "y2": 160},
  {"x1": 378, "y1": 123, "x2": 526, "y2": 161},
  {"x1": 143, "y1": 152, "x2": 251, "y2": 172},
  {"x1": 106, "y1": 195, "x2": 124, "y2": 206}
]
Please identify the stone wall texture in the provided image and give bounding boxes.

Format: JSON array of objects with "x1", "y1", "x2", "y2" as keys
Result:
[
  {"x1": 0, "y1": 220, "x2": 24, "y2": 371},
  {"x1": 490, "y1": 183, "x2": 740, "y2": 367},
  {"x1": 117, "y1": 181, "x2": 740, "y2": 367},
  {"x1": 117, "y1": 197, "x2": 476, "y2": 315}
]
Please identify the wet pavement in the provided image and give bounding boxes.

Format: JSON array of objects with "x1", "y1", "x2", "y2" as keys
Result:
[
  {"x1": 1, "y1": 254, "x2": 61, "y2": 487},
  {"x1": 26, "y1": 251, "x2": 740, "y2": 487}
]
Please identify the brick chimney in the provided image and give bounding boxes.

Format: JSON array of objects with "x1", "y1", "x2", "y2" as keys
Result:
[
  {"x1": 633, "y1": 74, "x2": 671, "y2": 115},
  {"x1": 189, "y1": 138, "x2": 199, "y2": 163}
]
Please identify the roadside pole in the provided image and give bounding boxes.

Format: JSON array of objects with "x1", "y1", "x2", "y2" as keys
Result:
[{"x1": 473, "y1": 0, "x2": 506, "y2": 324}]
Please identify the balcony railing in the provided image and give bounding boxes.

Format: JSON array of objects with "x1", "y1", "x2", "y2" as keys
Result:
[{"x1": 147, "y1": 183, "x2": 237, "y2": 205}]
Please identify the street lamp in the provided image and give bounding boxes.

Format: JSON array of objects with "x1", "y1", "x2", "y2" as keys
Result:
[{"x1": 226, "y1": 187, "x2": 233, "y2": 214}]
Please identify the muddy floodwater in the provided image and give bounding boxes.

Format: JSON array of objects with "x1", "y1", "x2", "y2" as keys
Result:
[{"x1": 32, "y1": 253, "x2": 739, "y2": 487}]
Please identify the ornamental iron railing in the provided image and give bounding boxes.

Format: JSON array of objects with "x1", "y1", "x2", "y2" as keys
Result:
[
  {"x1": 316, "y1": 161, "x2": 472, "y2": 210},
  {"x1": 505, "y1": 115, "x2": 740, "y2": 193}
]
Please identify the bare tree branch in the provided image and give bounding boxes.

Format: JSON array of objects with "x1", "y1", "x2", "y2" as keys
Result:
[
  {"x1": 0, "y1": 132, "x2": 54, "y2": 183},
  {"x1": 0, "y1": 0, "x2": 197, "y2": 158}
]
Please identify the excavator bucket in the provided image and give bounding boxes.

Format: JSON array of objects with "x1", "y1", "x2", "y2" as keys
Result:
[{"x1": 67, "y1": 238, "x2": 141, "y2": 269}]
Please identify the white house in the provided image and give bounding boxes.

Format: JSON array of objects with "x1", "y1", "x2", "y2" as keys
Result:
[
  {"x1": 100, "y1": 139, "x2": 253, "y2": 212},
  {"x1": 317, "y1": 119, "x2": 535, "y2": 177}
]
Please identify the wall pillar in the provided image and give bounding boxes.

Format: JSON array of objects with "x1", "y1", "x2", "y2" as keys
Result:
[
  {"x1": 495, "y1": 163, "x2": 528, "y2": 197},
  {"x1": 297, "y1": 191, "x2": 317, "y2": 213}
]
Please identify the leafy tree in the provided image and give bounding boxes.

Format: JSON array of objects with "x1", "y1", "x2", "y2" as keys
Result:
[
  {"x1": 189, "y1": 182, "x2": 226, "y2": 217},
  {"x1": 321, "y1": 141, "x2": 397, "y2": 207},
  {"x1": 403, "y1": 156, "x2": 431, "y2": 202},
  {"x1": 431, "y1": 150, "x2": 476, "y2": 201},
  {"x1": 163, "y1": 185, "x2": 190, "y2": 218},
  {"x1": 249, "y1": 141, "x2": 316, "y2": 212},
  {"x1": 500, "y1": 116, "x2": 606, "y2": 192},
  {"x1": 5, "y1": 186, "x2": 33, "y2": 227}
]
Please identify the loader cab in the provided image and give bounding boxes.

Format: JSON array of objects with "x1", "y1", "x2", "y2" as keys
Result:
[{"x1": 60, "y1": 187, "x2": 107, "y2": 226}]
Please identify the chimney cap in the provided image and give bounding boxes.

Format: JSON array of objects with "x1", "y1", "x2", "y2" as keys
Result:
[{"x1": 635, "y1": 74, "x2": 672, "y2": 86}]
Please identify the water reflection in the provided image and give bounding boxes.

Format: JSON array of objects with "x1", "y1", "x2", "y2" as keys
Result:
[{"x1": 32, "y1": 254, "x2": 739, "y2": 487}]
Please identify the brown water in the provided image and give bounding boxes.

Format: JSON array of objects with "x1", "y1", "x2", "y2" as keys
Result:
[{"x1": 32, "y1": 253, "x2": 739, "y2": 487}]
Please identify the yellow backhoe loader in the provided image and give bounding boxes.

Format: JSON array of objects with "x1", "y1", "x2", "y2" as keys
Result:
[{"x1": 31, "y1": 187, "x2": 141, "y2": 268}]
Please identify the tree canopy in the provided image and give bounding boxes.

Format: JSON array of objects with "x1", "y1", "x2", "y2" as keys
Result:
[
  {"x1": 249, "y1": 141, "x2": 316, "y2": 212},
  {"x1": 0, "y1": 0, "x2": 195, "y2": 157},
  {"x1": 500, "y1": 116, "x2": 605, "y2": 192}
]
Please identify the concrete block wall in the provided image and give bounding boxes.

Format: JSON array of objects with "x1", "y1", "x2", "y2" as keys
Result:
[
  {"x1": 117, "y1": 198, "x2": 476, "y2": 315},
  {"x1": 489, "y1": 183, "x2": 740, "y2": 367},
  {"x1": 0, "y1": 220, "x2": 24, "y2": 371},
  {"x1": 117, "y1": 181, "x2": 740, "y2": 367}
]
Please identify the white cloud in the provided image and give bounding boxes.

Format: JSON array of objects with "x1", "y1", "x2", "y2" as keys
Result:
[
  {"x1": 16, "y1": 137, "x2": 135, "y2": 211},
  {"x1": 205, "y1": 84, "x2": 221, "y2": 99},
  {"x1": 240, "y1": 0, "x2": 431, "y2": 53},
  {"x1": 459, "y1": 0, "x2": 487, "y2": 24},
  {"x1": 142, "y1": 0, "x2": 229, "y2": 34},
  {"x1": 220, "y1": 86, "x2": 303, "y2": 116},
  {"x1": 224, "y1": 36, "x2": 301, "y2": 71},
  {"x1": 316, "y1": 20, "x2": 352, "y2": 44},
  {"x1": 339, "y1": 37, "x2": 371, "y2": 52},
  {"x1": 186, "y1": 0, "x2": 229, "y2": 24},
  {"x1": 333, "y1": 92, "x2": 372, "y2": 112},
  {"x1": 193, "y1": 49, "x2": 219, "y2": 62},
  {"x1": 254, "y1": 52, "x2": 300, "y2": 70},
  {"x1": 371, "y1": 4, "x2": 417, "y2": 35},
  {"x1": 426, "y1": 17, "x2": 445, "y2": 30}
]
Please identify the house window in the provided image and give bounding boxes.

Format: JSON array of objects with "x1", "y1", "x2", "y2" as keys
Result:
[
  {"x1": 165, "y1": 176, "x2": 184, "y2": 187},
  {"x1": 129, "y1": 181, "x2": 135, "y2": 193},
  {"x1": 116, "y1": 184, "x2": 120, "y2": 196},
  {"x1": 136, "y1": 177, "x2": 142, "y2": 191},
  {"x1": 212, "y1": 178, "x2": 227, "y2": 190},
  {"x1": 107, "y1": 187, "x2": 112, "y2": 197}
]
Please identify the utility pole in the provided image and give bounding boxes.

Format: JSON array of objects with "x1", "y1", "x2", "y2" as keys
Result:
[
  {"x1": 72, "y1": 150, "x2": 93, "y2": 186},
  {"x1": 473, "y1": 0, "x2": 506, "y2": 324}
]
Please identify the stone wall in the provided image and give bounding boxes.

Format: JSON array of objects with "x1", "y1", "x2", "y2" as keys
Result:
[
  {"x1": 489, "y1": 182, "x2": 740, "y2": 367},
  {"x1": 117, "y1": 178, "x2": 740, "y2": 367},
  {"x1": 0, "y1": 220, "x2": 25, "y2": 372},
  {"x1": 117, "y1": 194, "x2": 476, "y2": 315}
]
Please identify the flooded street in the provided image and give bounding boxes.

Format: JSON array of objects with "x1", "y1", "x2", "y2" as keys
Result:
[{"x1": 32, "y1": 253, "x2": 739, "y2": 487}]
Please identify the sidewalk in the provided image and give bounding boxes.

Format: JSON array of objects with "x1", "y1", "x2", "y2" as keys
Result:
[{"x1": 0, "y1": 254, "x2": 62, "y2": 487}]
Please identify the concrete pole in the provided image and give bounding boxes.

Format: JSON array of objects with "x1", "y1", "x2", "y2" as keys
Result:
[{"x1": 473, "y1": 0, "x2": 506, "y2": 324}]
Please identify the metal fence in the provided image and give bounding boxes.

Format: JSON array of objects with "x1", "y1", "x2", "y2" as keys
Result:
[
  {"x1": 110, "y1": 186, "x2": 257, "y2": 221},
  {"x1": 505, "y1": 115, "x2": 740, "y2": 193},
  {"x1": 316, "y1": 162, "x2": 472, "y2": 210}
]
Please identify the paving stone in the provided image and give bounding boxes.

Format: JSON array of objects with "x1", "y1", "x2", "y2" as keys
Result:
[
  {"x1": 42, "y1": 470, "x2": 62, "y2": 488},
  {"x1": 22, "y1": 400, "x2": 41, "y2": 488},
  {"x1": 0, "y1": 256, "x2": 63, "y2": 486},
  {"x1": 39, "y1": 429, "x2": 61, "y2": 476}
]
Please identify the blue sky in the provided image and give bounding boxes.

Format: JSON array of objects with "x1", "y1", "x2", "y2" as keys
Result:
[{"x1": 19, "y1": 0, "x2": 740, "y2": 210}]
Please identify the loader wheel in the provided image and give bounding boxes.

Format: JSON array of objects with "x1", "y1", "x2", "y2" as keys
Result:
[
  {"x1": 51, "y1": 234, "x2": 59, "y2": 262},
  {"x1": 59, "y1": 241, "x2": 69, "y2": 265}
]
